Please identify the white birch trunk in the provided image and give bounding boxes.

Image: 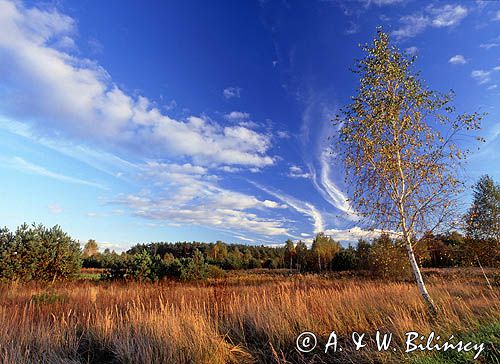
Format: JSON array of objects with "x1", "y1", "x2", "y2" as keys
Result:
[{"x1": 404, "y1": 236, "x2": 436, "y2": 315}]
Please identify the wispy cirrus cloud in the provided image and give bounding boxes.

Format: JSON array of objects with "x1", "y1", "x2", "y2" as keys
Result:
[
  {"x1": 309, "y1": 150, "x2": 355, "y2": 219},
  {"x1": 471, "y1": 70, "x2": 490, "y2": 84},
  {"x1": 471, "y1": 66, "x2": 500, "y2": 85},
  {"x1": 251, "y1": 182, "x2": 325, "y2": 234},
  {"x1": 479, "y1": 43, "x2": 499, "y2": 50},
  {"x1": 2, "y1": 156, "x2": 106, "y2": 189}
]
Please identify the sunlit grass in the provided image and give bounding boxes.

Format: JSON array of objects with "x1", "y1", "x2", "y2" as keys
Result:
[{"x1": 0, "y1": 269, "x2": 498, "y2": 363}]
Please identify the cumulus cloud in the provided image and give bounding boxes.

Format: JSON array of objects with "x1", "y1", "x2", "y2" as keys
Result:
[
  {"x1": 392, "y1": 14, "x2": 429, "y2": 39},
  {"x1": 223, "y1": 87, "x2": 241, "y2": 99},
  {"x1": 0, "y1": 1, "x2": 273, "y2": 168},
  {"x1": 324, "y1": 226, "x2": 400, "y2": 244},
  {"x1": 449, "y1": 54, "x2": 467, "y2": 64},
  {"x1": 392, "y1": 4, "x2": 468, "y2": 40},
  {"x1": 288, "y1": 165, "x2": 311, "y2": 179},
  {"x1": 428, "y1": 4, "x2": 467, "y2": 27},
  {"x1": 112, "y1": 161, "x2": 289, "y2": 237},
  {"x1": 224, "y1": 111, "x2": 250, "y2": 121}
]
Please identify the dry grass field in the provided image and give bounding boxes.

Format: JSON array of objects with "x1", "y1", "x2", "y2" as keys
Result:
[{"x1": 0, "y1": 269, "x2": 498, "y2": 364}]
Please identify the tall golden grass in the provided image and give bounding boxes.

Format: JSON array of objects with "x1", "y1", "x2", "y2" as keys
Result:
[{"x1": 0, "y1": 269, "x2": 498, "y2": 363}]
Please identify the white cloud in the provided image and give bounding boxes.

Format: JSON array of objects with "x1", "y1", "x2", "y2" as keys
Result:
[
  {"x1": 405, "y1": 46, "x2": 418, "y2": 55},
  {"x1": 471, "y1": 69, "x2": 491, "y2": 84},
  {"x1": 428, "y1": 4, "x2": 467, "y2": 27},
  {"x1": 113, "y1": 162, "x2": 289, "y2": 237},
  {"x1": 392, "y1": 4, "x2": 468, "y2": 40},
  {"x1": 309, "y1": 151, "x2": 354, "y2": 218},
  {"x1": 288, "y1": 165, "x2": 311, "y2": 179},
  {"x1": 345, "y1": 21, "x2": 360, "y2": 35},
  {"x1": 0, "y1": 1, "x2": 273, "y2": 168},
  {"x1": 224, "y1": 111, "x2": 250, "y2": 121},
  {"x1": 252, "y1": 182, "x2": 325, "y2": 234},
  {"x1": 494, "y1": 10, "x2": 500, "y2": 21},
  {"x1": 276, "y1": 130, "x2": 290, "y2": 139},
  {"x1": 487, "y1": 84, "x2": 497, "y2": 90},
  {"x1": 449, "y1": 54, "x2": 467, "y2": 64},
  {"x1": 223, "y1": 87, "x2": 241, "y2": 99},
  {"x1": 48, "y1": 203, "x2": 63, "y2": 214},
  {"x1": 324, "y1": 226, "x2": 400, "y2": 244},
  {"x1": 392, "y1": 14, "x2": 429, "y2": 39},
  {"x1": 372, "y1": 0, "x2": 404, "y2": 5},
  {"x1": 361, "y1": 0, "x2": 404, "y2": 6},
  {"x1": 479, "y1": 43, "x2": 499, "y2": 50}
]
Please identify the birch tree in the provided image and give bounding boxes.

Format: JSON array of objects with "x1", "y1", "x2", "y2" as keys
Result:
[{"x1": 333, "y1": 30, "x2": 483, "y2": 313}]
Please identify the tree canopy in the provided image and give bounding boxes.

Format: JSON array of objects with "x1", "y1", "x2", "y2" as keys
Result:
[
  {"x1": 465, "y1": 175, "x2": 500, "y2": 242},
  {"x1": 332, "y1": 29, "x2": 483, "y2": 313}
]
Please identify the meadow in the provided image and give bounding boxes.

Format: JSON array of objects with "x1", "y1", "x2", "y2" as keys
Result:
[{"x1": 0, "y1": 268, "x2": 498, "y2": 364}]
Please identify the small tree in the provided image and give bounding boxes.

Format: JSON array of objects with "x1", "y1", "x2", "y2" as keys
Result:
[
  {"x1": 295, "y1": 240, "x2": 308, "y2": 272},
  {"x1": 311, "y1": 233, "x2": 341, "y2": 271},
  {"x1": 333, "y1": 30, "x2": 483, "y2": 313},
  {"x1": 284, "y1": 239, "x2": 296, "y2": 270},
  {"x1": 83, "y1": 239, "x2": 99, "y2": 257},
  {"x1": 0, "y1": 224, "x2": 81, "y2": 282},
  {"x1": 368, "y1": 234, "x2": 411, "y2": 280},
  {"x1": 356, "y1": 239, "x2": 371, "y2": 269},
  {"x1": 464, "y1": 175, "x2": 500, "y2": 242},
  {"x1": 180, "y1": 249, "x2": 208, "y2": 281}
]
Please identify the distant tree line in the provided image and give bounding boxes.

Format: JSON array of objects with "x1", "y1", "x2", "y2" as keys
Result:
[
  {"x1": 1, "y1": 175, "x2": 498, "y2": 282},
  {"x1": 80, "y1": 229, "x2": 498, "y2": 282}
]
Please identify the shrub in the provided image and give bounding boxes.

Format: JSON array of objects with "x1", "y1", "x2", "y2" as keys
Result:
[
  {"x1": 180, "y1": 250, "x2": 208, "y2": 281},
  {"x1": 31, "y1": 291, "x2": 67, "y2": 305},
  {"x1": 206, "y1": 264, "x2": 226, "y2": 279},
  {"x1": 0, "y1": 224, "x2": 81, "y2": 282},
  {"x1": 368, "y1": 234, "x2": 411, "y2": 280}
]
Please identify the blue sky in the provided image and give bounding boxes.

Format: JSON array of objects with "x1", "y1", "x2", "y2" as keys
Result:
[{"x1": 0, "y1": 0, "x2": 499, "y2": 251}]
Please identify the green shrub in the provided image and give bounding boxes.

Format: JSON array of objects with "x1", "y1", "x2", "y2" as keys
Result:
[
  {"x1": 206, "y1": 264, "x2": 226, "y2": 279},
  {"x1": 31, "y1": 291, "x2": 67, "y2": 305},
  {"x1": 180, "y1": 250, "x2": 208, "y2": 281},
  {"x1": 368, "y1": 233, "x2": 411, "y2": 280},
  {"x1": 0, "y1": 224, "x2": 81, "y2": 282}
]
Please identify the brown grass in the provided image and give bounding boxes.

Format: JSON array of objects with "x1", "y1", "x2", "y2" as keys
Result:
[{"x1": 0, "y1": 268, "x2": 498, "y2": 363}]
